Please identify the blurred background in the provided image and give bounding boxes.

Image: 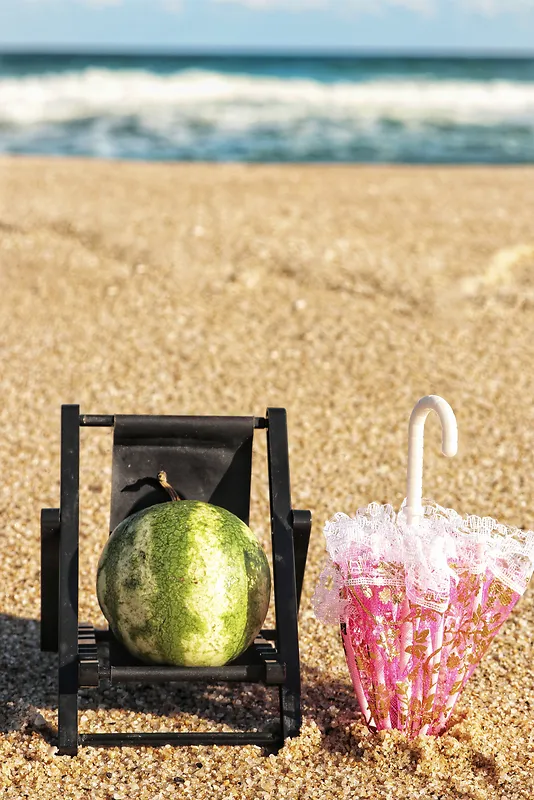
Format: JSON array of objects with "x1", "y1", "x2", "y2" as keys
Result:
[{"x1": 1, "y1": 0, "x2": 534, "y2": 164}]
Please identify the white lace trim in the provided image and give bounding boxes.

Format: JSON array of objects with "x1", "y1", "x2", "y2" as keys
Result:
[{"x1": 313, "y1": 499, "x2": 534, "y2": 620}]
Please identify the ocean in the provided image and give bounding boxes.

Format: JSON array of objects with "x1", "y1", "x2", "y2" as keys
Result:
[{"x1": 1, "y1": 52, "x2": 534, "y2": 164}]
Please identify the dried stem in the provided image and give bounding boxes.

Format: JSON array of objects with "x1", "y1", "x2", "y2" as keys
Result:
[{"x1": 157, "y1": 471, "x2": 181, "y2": 502}]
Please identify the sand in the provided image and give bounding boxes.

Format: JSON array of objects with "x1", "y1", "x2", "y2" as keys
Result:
[{"x1": 0, "y1": 157, "x2": 533, "y2": 799}]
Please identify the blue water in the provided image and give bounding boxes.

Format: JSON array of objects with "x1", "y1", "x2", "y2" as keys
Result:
[{"x1": 1, "y1": 52, "x2": 534, "y2": 163}]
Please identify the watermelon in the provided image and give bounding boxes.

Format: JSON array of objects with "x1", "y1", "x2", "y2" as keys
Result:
[{"x1": 96, "y1": 492, "x2": 271, "y2": 667}]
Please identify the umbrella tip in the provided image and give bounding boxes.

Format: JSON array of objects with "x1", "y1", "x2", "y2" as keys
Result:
[{"x1": 442, "y1": 427, "x2": 458, "y2": 458}]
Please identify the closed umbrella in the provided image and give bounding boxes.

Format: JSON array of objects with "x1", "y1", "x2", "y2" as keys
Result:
[{"x1": 313, "y1": 395, "x2": 534, "y2": 737}]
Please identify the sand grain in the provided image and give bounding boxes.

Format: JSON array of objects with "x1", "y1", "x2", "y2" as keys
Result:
[{"x1": 0, "y1": 158, "x2": 533, "y2": 799}]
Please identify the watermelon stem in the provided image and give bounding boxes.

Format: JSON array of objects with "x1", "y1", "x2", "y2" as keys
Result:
[{"x1": 157, "y1": 471, "x2": 181, "y2": 502}]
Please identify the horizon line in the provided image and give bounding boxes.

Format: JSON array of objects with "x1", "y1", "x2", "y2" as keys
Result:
[{"x1": 1, "y1": 46, "x2": 534, "y2": 59}]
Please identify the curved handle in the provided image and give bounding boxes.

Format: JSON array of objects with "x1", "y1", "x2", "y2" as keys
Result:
[{"x1": 405, "y1": 395, "x2": 458, "y2": 526}]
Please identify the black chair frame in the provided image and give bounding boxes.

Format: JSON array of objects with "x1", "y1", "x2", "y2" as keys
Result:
[{"x1": 40, "y1": 406, "x2": 311, "y2": 755}]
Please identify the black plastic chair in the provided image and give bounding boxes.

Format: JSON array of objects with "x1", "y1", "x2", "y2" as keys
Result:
[{"x1": 41, "y1": 405, "x2": 311, "y2": 755}]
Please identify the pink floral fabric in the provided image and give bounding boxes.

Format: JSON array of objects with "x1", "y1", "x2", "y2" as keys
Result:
[
  {"x1": 339, "y1": 571, "x2": 520, "y2": 737},
  {"x1": 313, "y1": 500, "x2": 534, "y2": 737}
]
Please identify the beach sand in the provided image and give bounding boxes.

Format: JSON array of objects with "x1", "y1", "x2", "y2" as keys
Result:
[{"x1": 0, "y1": 157, "x2": 533, "y2": 799}]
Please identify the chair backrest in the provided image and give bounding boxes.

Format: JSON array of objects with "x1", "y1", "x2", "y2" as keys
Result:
[{"x1": 110, "y1": 415, "x2": 255, "y2": 531}]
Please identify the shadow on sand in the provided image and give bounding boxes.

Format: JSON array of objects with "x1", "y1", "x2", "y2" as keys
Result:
[
  {"x1": 2, "y1": 613, "x2": 484, "y2": 768},
  {"x1": 0, "y1": 613, "x2": 280, "y2": 742}
]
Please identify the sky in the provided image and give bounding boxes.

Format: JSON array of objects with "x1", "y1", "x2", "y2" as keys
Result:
[{"x1": 0, "y1": 0, "x2": 534, "y2": 53}]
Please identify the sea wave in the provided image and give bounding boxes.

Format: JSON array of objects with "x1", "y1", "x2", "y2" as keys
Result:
[
  {"x1": 1, "y1": 67, "x2": 534, "y2": 162},
  {"x1": 1, "y1": 68, "x2": 534, "y2": 126}
]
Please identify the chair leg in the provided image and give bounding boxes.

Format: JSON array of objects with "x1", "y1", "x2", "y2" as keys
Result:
[
  {"x1": 58, "y1": 689, "x2": 78, "y2": 755},
  {"x1": 266, "y1": 409, "x2": 303, "y2": 744},
  {"x1": 57, "y1": 404, "x2": 81, "y2": 756},
  {"x1": 279, "y1": 663, "x2": 302, "y2": 741}
]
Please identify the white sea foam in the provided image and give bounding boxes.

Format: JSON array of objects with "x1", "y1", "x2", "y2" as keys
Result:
[{"x1": 1, "y1": 68, "x2": 534, "y2": 128}]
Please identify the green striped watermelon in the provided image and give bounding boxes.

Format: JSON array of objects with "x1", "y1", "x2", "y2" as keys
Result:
[{"x1": 96, "y1": 498, "x2": 271, "y2": 667}]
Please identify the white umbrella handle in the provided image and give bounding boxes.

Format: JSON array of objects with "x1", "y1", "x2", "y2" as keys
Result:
[{"x1": 405, "y1": 395, "x2": 458, "y2": 526}]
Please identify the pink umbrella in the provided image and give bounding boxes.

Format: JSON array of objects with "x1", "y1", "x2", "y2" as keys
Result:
[{"x1": 313, "y1": 396, "x2": 534, "y2": 737}]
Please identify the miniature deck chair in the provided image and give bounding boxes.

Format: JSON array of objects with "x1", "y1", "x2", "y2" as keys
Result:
[{"x1": 40, "y1": 406, "x2": 311, "y2": 755}]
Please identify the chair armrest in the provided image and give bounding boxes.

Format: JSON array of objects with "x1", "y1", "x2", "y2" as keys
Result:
[
  {"x1": 290, "y1": 509, "x2": 312, "y2": 613},
  {"x1": 41, "y1": 508, "x2": 61, "y2": 652}
]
